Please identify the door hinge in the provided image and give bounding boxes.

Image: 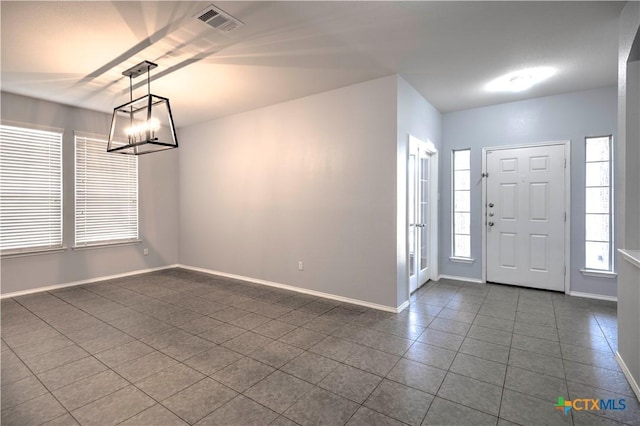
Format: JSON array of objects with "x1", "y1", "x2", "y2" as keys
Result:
[
  {"x1": 564, "y1": 212, "x2": 566, "y2": 222},
  {"x1": 564, "y1": 265, "x2": 567, "y2": 276},
  {"x1": 481, "y1": 172, "x2": 489, "y2": 178},
  {"x1": 564, "y1": 159, "x2": 567, "y2": 168}
]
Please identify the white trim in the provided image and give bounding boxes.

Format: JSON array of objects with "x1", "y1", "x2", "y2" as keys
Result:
[
  {"x1": 72, "y1": 240, "x2": 141, "y2": 251},
  {"x1": 438, "y1": 274, "x2": 484, "y2": 284},
  {"x1": 618, "y1": 249, "x2": 640, "y2": 269},
  {"x1": 0, "y1": 264, "x2": 179, "y2": 299},
  {"x1": 396, "y1": 300, "x2": 410, "y2": 313},
  {"x1": 615, "y1": 352, "x2": 640, "y2": 401},
  {"x1": 1, "y1": 246, "x2": 67, "y2": 259},
  {"x1": 481, "y1": 140, "x2": 571, "y2": 295},
  {"x1": 449, "y1": 256, "x2": 475, "y2": 264},
  {"x1": 579, "y1": 269, "x2": 618, "y2": 279},
  {"x1": 569, "y1": 291, "x2": 617, "y2": 302},
  {"x1": 179, "y1": 264, "x2": 402, "y2": 313}
]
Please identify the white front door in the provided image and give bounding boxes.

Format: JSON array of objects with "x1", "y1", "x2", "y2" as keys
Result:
[
  {"x1": 409, "y1": 136, "x2": 438, "y2": 293},
  {"x1": 485, "y1": 144, "x2": 566, "y2": 291}
]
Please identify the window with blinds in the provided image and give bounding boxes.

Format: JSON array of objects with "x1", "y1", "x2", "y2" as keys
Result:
[
  {"x1": 75, "y1": 134, "x2": 138, "y2": 246},
  {"x1": 0, "y1": 124, "x2": 63, "y2": 253}
]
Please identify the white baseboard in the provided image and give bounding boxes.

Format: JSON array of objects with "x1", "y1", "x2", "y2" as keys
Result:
[
  {"x1": 0, "y1": 264, "x2": 179, "y2": 299},
  {"x1": 178, "y1": 264, "x2": 402, "y2": 313},
  {"x1": 396, "y1": 300, "x2": 410, "y2": 313},
  {"x1": 615, "y1": 351, "x2": 640, "y2": 401},
  {"x1": 438, "y1": 274, "x2": 484, "y2": 284},
  {"x1": 569, "y1": 291, "x2": 618, "y2": 302}
]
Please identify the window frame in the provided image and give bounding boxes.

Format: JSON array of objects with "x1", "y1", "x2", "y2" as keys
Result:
[
  {"x1": 0, "y1": 122, "x2": 64, "y2": 255},
  {"x1": 74, "y1": 133, "x2": 139, "y2": 248},
  {"x1": 583, "y1": 135, "x2": 614, "y2": 273},
  {"x1": 451, "y1": 148, "x2": 472, "y2": 260}
]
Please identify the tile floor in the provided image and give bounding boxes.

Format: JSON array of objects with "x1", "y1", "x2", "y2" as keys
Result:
[{"x1": 1, "y1": 269, "x2": 638, "y2": 425}]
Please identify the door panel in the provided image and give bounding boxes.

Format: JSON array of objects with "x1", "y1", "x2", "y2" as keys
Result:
[{"x1": 486, "y1": 144, "x2": 565, "y2": 291}]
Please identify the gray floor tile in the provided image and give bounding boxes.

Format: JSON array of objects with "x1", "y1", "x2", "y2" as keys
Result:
[
  {"x1": 513, "y1": 322, "x2": 559, "y2": 342},
  {"x1": 223, "y1": 331, "x2": 273, "y2": 355},
  {"x1": 197, "y1": 395, "x2": 278, "y2": 425},
  {"x1": 364, "y1": 379, "x2": 433, "y2": 426},
  {"x1": 437, "y1": 372, "x2": 502, "y2": 416},
  {"x1": 11, "y1": 335, "x2": 75, "y2": 359},
  {"x1": 564, "y1": 360, "x2": 634, "y2": 396},
  {"x1": 281, "y1": 352, "x2": 340, "y2": 384},
  {"x1": 249, "y1": 340, "x2": 303, "y2": 368},
  {"x1": 37, "y1": 356, "x2": 107, "y2": 390},
  {"x1": 245, "y1": 370, "x2": 313, "y2": 413},
  {"x1": 270, "y1": 415, "x2": 299, "y2": 426},
  {"x1": 161, "y1": 378, "x2": 237, "y2": 424},
  {"x1": 344, "y1": 345, "x2": 400, "y2": 376},
  {"x1": 387, "y1": 358, "x2": 446, "y2": 394},
  {"x1": 42, "y1": 413, "x2": 80, "y2": 426},
  {"x1": 309, "y1": 336, "x2": 362, "y2": 362},
  {"x1": 140, "y1": 327, "x2": 194, "y2": 350},
  {"x1": 184, "y1": 345, "x2": 243, "y2": 376},
  {"x1": 508, "y1": 348, "x2": 565, "y2": 379},
  {"x1": 423, "y1": 397, "x2": 498, "y2": 425},
  {"x1": 135, "y1": 363, "x2": 205, "y2": 401},
  {"x1": 120, "y1": 404, "x2": 188, "y2": 426},
  {"x1": 71, "y1": 385, "x2": 155, "y2": 426},
  {"x1": 229, "y1": 312, "x2": 272, "y2": 330},
  {"x1": 500, "y1": 389, "x2": 571, "y2": 426},
  {"x1": 318, "y1": 364, "x2": 381, "y2": 403},
  {"x1": 253, "y1": 320, "x2": 298, "y2": 339},
  {"x1": 1, "y1": 392, "x2": 67, "y2": 426},
  {"x1": 1, "y1": 375, "x2": 49, "y2": 411},
  {"x1": 284, "y1": 387, "x2": 359, "y2": 426},
  {"x1": 1, "y1": 351, "x2": 33, "y2": 386},
  {"x1": 437, "y1": 307, "x2": 477, "y2": 324},
  {"x1": 346, "y1": 406, "x2": 405, "y2": 426},
  {"x1": 473, "y1": 314, "x2": 515, "y2": 332},
  {"x1": 504, "y1": 366, "x2": 567, "y2": 401},
  {"x1": 404, "y1": 341, "x2": 457, "y2": 370},
  {"x1": 572, "y1": 411, "x2": 627, "y2": 426},
  {"x1": 199, "y1": 323, "x2": 247, "y2": 344},
  {"x1": 278, "y1": 310, "x2": 318, "y2": 326},
  {"x1": 567, "y1": 377, "x2": 640, "y2": 425},
  {"x1": 113, "y1": 350, "x2": 177, "y2": 382},
  {"x1": 303, "y1": 316, "x2": 346, "y2": 334},
  {"x1": 212, "y1": 357, "x2": 275, "y2": 392},
  {"x1": 467, "y1": 325, "x2": 512, "y2": 347},
  {"x1": 52, "y1": 369, "x2": 128, "y2": 411},
  {"x1": 511, "y1": 333, "x2": 562, "y2": 358},
  {"x1": 279, "y1": 327, "x2": 326, "y2": 349},
  {"x1": 94, "y1": 340, "x2": 154, "y2": 368},
  {"x1": 450, "y1": 352, "x2": 507, "y2": 386},
  {"x1": 19, "y1": 344, "x2": 89, "y2": 373},
  {"x1": 428, "y1": 317, "x2": 472, "y2": 336},
  {"x1": 561, "y1": 343, "x2": 621, "y2": 371},
  {"x1": 161, "y1": 335, "x2": 216, "y2": 361},
  {"x1": 459, "y1": 337, "x2": 510, "y2": 364},
  {"x1": 416, "y1": 328, "x2": 465, "y2": 351},
  {"x1": 177, "y1": 316, "x2": 223, "y2": 334}
]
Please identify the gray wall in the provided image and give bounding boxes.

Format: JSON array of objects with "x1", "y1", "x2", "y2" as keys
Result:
[
  {"x1": 0, "y1": 93, "x2": 179, "y2": 295},
  {"x1": 616, "y1": 0, "x2": 640, "y2": 395},
  {"x1": 441, "y1": 86, "x2": 618, "y2": 297},
  {"x1": 178, "y1": 76, "x2": 400, "y2": 308},
  {"x1": 396, "y1": 76, "x2": 442, "y2": 306}
]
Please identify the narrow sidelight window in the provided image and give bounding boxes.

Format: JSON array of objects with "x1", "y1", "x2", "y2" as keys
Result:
[{"x1": 452, "y1": 149, "x2": 471, "y2": 258}]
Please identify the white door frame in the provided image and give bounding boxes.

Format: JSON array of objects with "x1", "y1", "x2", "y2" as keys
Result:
[
  {"x1": 407, "y1": 135, "x2": 439, "y2": 293},
  {"x1": 481, "y1": 140, "x2": 571, "y2": 294}
]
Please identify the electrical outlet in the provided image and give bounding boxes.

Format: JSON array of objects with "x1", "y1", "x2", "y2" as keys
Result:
[
  {"x1": 143, "y1": 248, "x2": 149, "y2": 256},
  {"x1": 298, "y1": 261, "x2": 304, "y2": 271}
]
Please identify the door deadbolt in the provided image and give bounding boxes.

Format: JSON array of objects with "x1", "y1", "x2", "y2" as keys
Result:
[
  {"x1": 488, "y1": 221, "x2": 494, "y2": 227},
  {"x1": 488, "y1": 202, "x2": 494, "y2": 208}
]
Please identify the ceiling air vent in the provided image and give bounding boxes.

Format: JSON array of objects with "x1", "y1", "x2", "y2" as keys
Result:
[{"x1": 195, "y1": 4, "x2": 243, "y2": 33}]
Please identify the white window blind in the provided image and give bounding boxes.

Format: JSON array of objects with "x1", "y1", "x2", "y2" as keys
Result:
[
  {"x1": 75, "y1": 135, "x2": 138, "y2": 246},
  {"x1": 0, "y1": 124, "x2": 63, "y2": 252}
]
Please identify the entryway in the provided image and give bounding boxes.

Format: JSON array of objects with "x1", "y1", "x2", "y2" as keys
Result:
[
  {"x1": 408, "y1": 135, "x2": 438, "y2": 293},
  {"x1": 482, "y1": 142, "x2": 570, "y2": 292}
]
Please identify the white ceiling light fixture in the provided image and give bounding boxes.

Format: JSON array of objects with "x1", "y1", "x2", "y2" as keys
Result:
[{"x1": 485, "y1": 67, "x2": 557, "y2": 93}]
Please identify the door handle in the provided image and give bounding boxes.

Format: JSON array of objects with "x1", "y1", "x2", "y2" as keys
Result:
[
  {"x1": 489, "y1": 212, "x2": 494, "y2": 217},
  {"x1": 488, "y1": 202, "x2": 494, "y2": 208},
  {"x1": 488, "y1": 221, "x2": 494, "y2": 227}
]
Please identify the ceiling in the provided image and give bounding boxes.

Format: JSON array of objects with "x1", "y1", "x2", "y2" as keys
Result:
[{"x1": 1, "y1": 1, "x2": 624, "y2": 128}]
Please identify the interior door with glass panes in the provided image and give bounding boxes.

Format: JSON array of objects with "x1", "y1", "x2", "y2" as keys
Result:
[{"x1": 409, "y1": 138, "x2": 433, "y2": 293}]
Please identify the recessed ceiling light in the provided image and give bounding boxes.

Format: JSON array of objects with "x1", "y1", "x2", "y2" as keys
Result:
[{"x1": 485, "y1": 67, "x2": 556, "y2": 93}]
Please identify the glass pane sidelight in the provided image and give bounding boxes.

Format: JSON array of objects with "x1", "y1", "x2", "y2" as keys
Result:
[
  {"x1": 585, "y1": 136, "x2": 613, "y2": 271},
  {"x1": 452, "y1": 149, "x2": 471, "y2": 258}
]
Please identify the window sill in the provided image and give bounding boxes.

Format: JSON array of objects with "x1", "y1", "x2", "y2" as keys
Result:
[
  {"x1": 1, "y1": 246, "x2": 67, "y2": 259},
  {"x1": 449, "y1": 256, "x2": 475, "y2": 264},
  {"x1": 72, "y1": 240, "x2": 141, "y2": 251},
  {"x1": 580, "y1": 269, "x2": 617, "y2": 279}
]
